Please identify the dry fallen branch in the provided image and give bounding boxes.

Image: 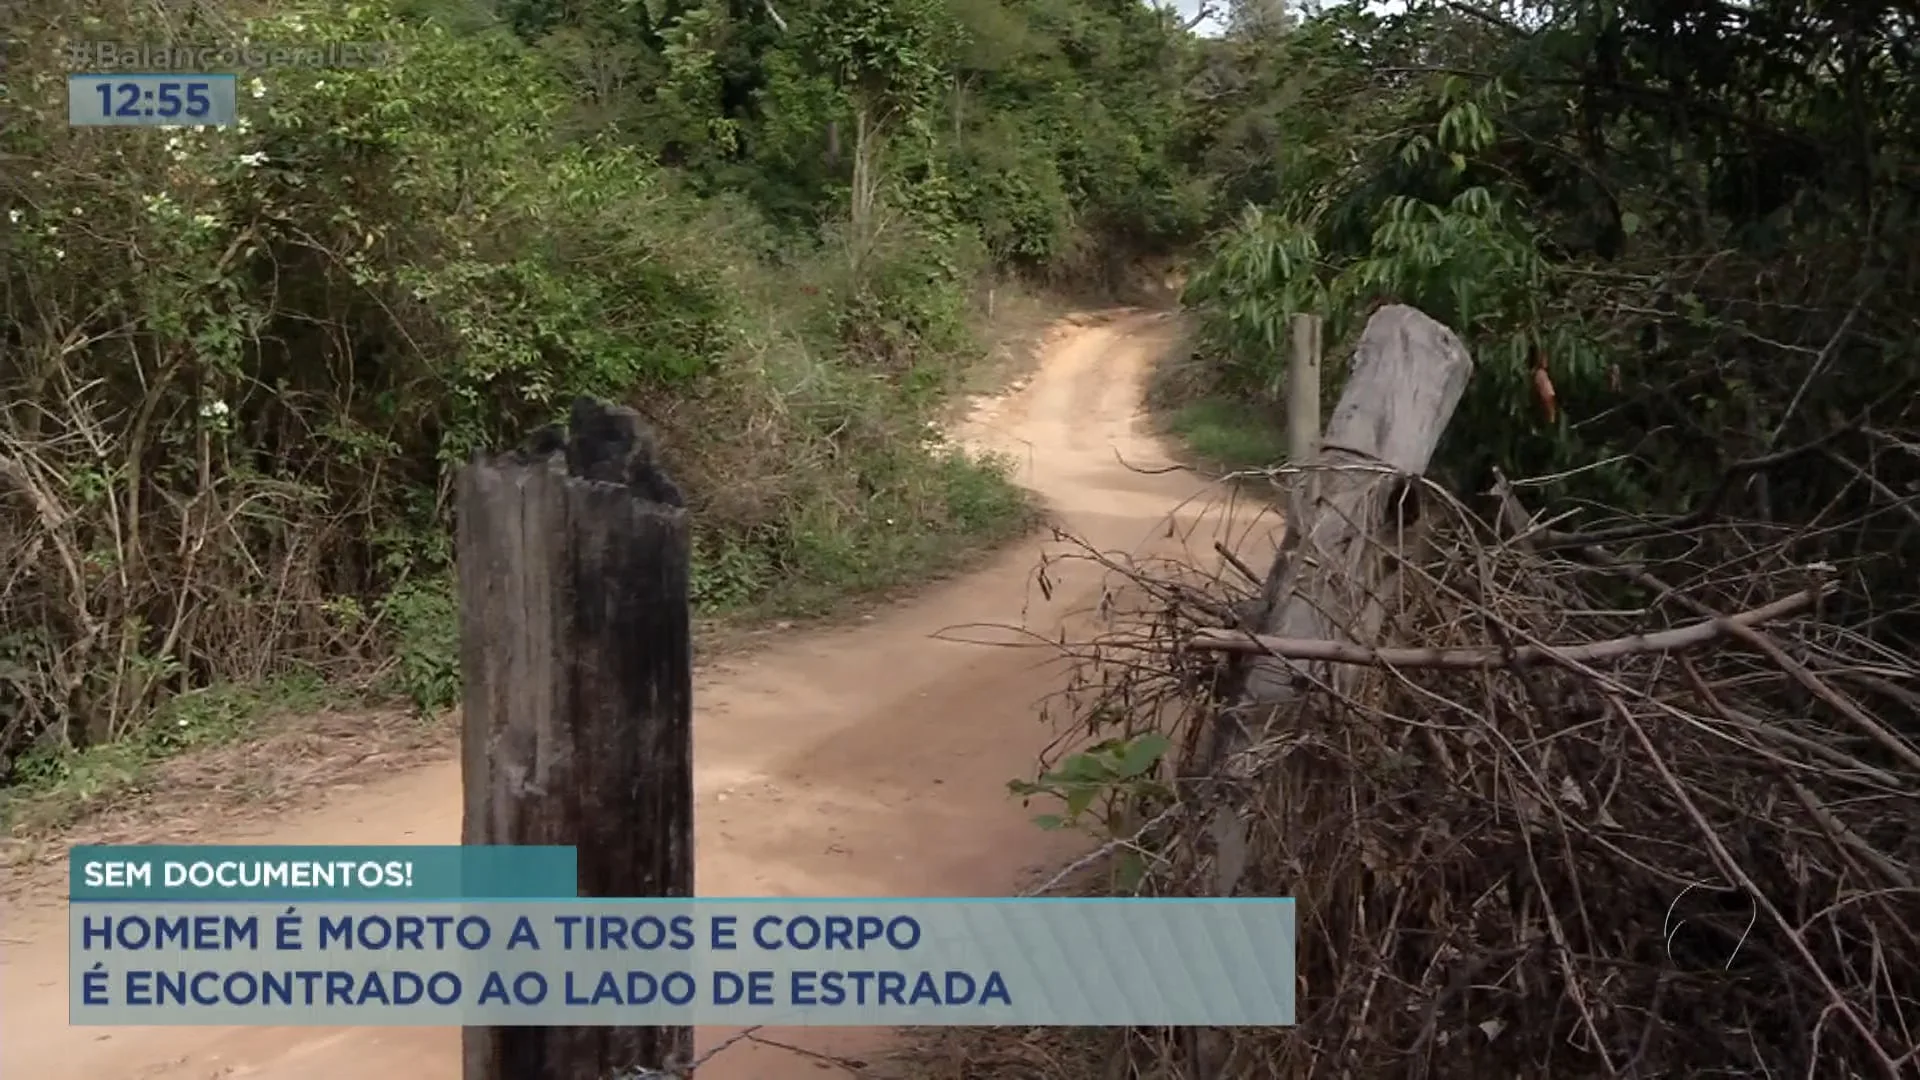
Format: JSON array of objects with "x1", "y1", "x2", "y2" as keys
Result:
[{"x1": 1189, "y1": 581, "x2": 1830, "y2": 666}]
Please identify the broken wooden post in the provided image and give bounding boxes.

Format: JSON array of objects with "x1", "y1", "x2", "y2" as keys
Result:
[
  {"x1": 1286, "y1": 313, "x2": 1322, "y2": 463},
  {"x1": 1208, "y1": 305, "x2": 1474, "y2": 890},
  {"x1": 457, "y1": 397, "x2": 695, "y2": 1080},
  {"x1": 1191, "y1": 304, "x2": 1472, "y2": 1077}
]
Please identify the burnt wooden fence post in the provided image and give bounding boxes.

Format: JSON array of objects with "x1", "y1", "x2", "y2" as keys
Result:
[{"x1": 457, "y1": 397, "x2": 695, "y2": 1080}]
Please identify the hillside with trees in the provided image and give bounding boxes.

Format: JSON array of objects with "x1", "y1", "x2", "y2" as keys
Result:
[
  {"x1": 1179, "y1": 0, "x2": 1917, "y2": 565},
  {"x1": 1, "y1": 0, "x2": 1210, "y2": 797}
]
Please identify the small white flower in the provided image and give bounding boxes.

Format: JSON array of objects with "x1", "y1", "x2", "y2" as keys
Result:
[
  {"x1": 192, "y1": 213, "x2": 216, "y2": 228},
  {"x1": 44, "y1": 224, "x2": 57, "y2": 235},
  {"x1": 166, "y1": 136, "x2": 182, "y2": 150},
  {"x1": 249, "y1": 77, "x2": 266, "y2": 99},
  {"x1": 238, "y1": 151, "x2": 268, "y2": 167},
  {"x1": 313, "y1": 80, "x2": 327, "y2": 90},
  {"x1": 53, "y1": 249, "x2": 64, "y2": 260},
  {"x1": 7, "y1": 209, "x2": 20, "y2": 224},
  {"x1": 199, "y1": 400, "x2": 230, "y2": 419},
  {"x1": 69, "y1": 206, "x2": 81, "y2": 216},
  {"x1": 236, "y1": 116, "x2": 252, "y2": 133},
  {"x1": 159, "y1": 124, "x2": 180, "y2": 132}
]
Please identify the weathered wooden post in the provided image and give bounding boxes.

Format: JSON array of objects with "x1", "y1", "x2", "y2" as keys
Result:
[
  {"x1": 1210, "y1": 305, "x2": 1473, "y2": 888},
  {"x1": 456, "y1": 397, "x2": 695, "y2": 1080},
  {"x1": 1286, "y1": 313, "x2": 1322, "y2": 463},
  {"x1": 1191, "y1": 304, "x2": 1473, "y2": 1077}
]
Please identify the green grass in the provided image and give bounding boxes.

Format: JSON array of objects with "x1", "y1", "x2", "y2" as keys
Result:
[
  {"x1": 0, "y1": 672, "x2": 341, "y2": 833},
  {"x1": 689, "y1": 447, "x2": 1035, "y2": 620},
  {"x1": 1164, "y1": 396, "x2": 1289, "y2": 471},
  {"x1": 756, "y1": 449, "x2": 1036, "y2": 617}
]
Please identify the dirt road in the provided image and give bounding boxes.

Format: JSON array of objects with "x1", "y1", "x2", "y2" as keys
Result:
[{"x1": 0, "y1": 309, "x2": 1253, "y2": 1078}]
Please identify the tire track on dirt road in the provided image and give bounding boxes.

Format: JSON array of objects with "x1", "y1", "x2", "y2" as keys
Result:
[{"x1": 0, "y1": 308, "x2": 1263, "y2": 1079}]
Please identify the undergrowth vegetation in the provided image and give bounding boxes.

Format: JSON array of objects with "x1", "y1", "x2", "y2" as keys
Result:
[{"x1": 0, "y1": 0, "x2": 1206, "y2": 811}]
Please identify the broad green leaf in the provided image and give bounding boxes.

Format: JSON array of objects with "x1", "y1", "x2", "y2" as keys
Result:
[
  {"x1": 1058, "y1": 753, "x2": 1109, "y2": 783},
  {"x1": 1064, "y1": 783, "x2": 1097, "y2": 820},
  {"x1": 1117, "y1": 732, "x2": 1171, "y2": 779}
]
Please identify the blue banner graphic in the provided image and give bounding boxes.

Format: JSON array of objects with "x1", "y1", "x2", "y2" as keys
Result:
[{"x1": 69, "y1": 898, "x2": 1296, "y2": 1027}]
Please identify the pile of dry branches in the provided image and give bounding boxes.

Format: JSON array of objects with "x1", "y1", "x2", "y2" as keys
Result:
[{"x1": 1040, "y1": 469, "x2": 1920, "y2": 1078}]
